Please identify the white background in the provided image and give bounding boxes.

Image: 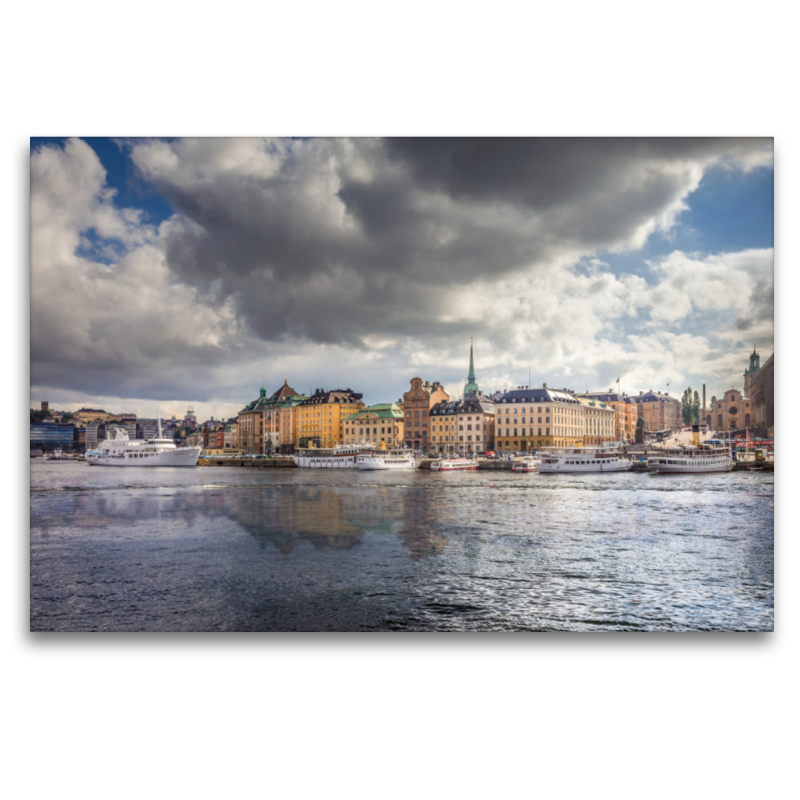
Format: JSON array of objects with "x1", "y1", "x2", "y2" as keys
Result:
[{"x1": 6, "y1": 2, "x2": 795, "y2": 798}]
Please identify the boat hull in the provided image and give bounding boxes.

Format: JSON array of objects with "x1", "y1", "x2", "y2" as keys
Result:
[
  {"x1": 430, "y1": 459, "x2": 478, "y2": 471},
  {"x1": 537, "y1": 461, "x2": 632, "y2": 473},
  {"x1": 357, "y1": 459, "x2": 417, "y2": 470},
  {"x1": 86, "y1": 447, "x2": 201, "y2": 467}
]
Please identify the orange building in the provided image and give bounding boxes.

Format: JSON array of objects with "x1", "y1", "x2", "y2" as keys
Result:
[{"x1": 402, "y1": 378, "x2": 449, "y2": 453}]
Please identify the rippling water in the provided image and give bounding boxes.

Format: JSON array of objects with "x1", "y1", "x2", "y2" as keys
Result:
[{"x1": 30, "y1": 461, "x2": 774, "y2": 631}]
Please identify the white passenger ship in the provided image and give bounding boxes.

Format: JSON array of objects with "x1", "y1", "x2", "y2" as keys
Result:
[
  {"x1": 357, "y1": 447, "x2": 418, "y2": 470},
  {"x1": 537, "y1": 443, "x2": 631, "y2": 473},
  {"x1": 292, "y1": 444, "x2": 362, "y2": 468},
  {"x1": 646, "y1": 444, "x2": 732, "y2": 474},
  {"x1": 85, "y1": 422, "x2": 201, "y2": 467},
  {"x1": 430, "y1": 456, "x2": 479, "y2": 471}
]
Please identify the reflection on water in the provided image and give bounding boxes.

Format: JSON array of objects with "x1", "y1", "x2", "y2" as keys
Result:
[{"x1": 30, "y1": 463, "x2": 774, "y2": 632}]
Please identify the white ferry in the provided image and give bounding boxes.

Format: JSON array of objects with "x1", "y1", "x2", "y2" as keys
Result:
[
  {"x1": 357, "y1": 447, "x2": 418, "y2": 470},
  {"x1": 537, "y1": 443, "x2": 631, "y2": 473},
  {"x1": 292, "y1": 444, "x2": 361, "y2": 468},
  {"x1": 646, "y1": 444, "x2": 732, "y2": 474},
  {"x1": 512, "y1": 456, "x2": 539, "y2": 473},
  {"x1": 85, "y1": 422, "x2": 201, "y2": 467},
  {"x1": 430, "y1": 456, "x2": 479, "y2": 471}
]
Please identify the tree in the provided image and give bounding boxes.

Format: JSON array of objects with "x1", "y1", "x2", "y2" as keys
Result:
[
  {"x1": 61, "y1": 411, "x2": 73, "y2": 422},
  {"x1": 692, "y1": 390, "x2": 701, "y2": 424},
  {"x1": 681, "y1": 388, "x2": 693, "y2": 425}
]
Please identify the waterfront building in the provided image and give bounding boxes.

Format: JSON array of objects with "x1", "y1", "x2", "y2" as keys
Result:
[
  {"x1": 576, "y1": 397, "x2": 616, "y2": 445},
  {"x1": 84, "y1": 422, "x2": 106, "y2": 451},
  {"x1": 627, "y1": 390, "x2": 681, "y2": 433},
  {"x1": 577, "y1": 391, "x2": 632, "y2": 441},
  {"x1": 30, "y1": 423, "x2": 76, "y2": 452},
  {"x1": 262, "y1": 381, "x2": 306, "y2": 454},
  {"x1": 237, "y1": 387, "x2": 272, "y2": 453},
  {"x1": 295, "y1": 389, "x2": 365, "y2": 448},
  {"x1": 711, "y1": 388, "x2": 753, "y2": 431},
  {"x1": 403, "y1": 378, "x2": 450, "y2": 453},
  {"x1": 429, "y1": 395, "x2": 495, "y2": 455},
  {"x1": 493, "y1": 385, "x2": 584, "y2": 453},
  {"x1": 342, "y1": 404, "x2": 405, "y2": 447},
  {"x1": 749, "y1": 352, "x2": 773, "y2": 431},
  {"x1": 186, "y1": 431, "x2": 203, "y2": 448}
]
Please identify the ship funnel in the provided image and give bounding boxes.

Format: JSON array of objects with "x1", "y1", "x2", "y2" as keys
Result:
[{"x1": 692, "y1": 423, "x2": 700, "y2": 446}]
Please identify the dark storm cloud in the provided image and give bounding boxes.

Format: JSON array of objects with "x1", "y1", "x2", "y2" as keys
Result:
[{"x1": 127, "y1": 136, "x2": 772, "y2": 350}]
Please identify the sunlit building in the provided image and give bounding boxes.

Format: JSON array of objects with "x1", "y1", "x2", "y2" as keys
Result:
[
  {"x1": 494, "y1": 386, "x2": 585, "y2": 452},
  {"x1": 342, "y1": 404, "x2": 404, "y2": 447},
  {"x1": 295, "y1": 388, "x2": 365, "y2": 448}
]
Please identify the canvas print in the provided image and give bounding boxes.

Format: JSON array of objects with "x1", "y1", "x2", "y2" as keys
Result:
[{"x1": 30, "y1": 137, "x2": 774, "y2": 631}]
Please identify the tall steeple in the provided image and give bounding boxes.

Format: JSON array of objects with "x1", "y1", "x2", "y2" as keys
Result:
[{"x1": 464, "y1": 338, "x2": 479, "y2": 398}]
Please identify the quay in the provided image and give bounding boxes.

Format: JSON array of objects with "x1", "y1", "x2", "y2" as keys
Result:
[{"x1": 197, "y1": 454, "x2": 772, "y2": 472}]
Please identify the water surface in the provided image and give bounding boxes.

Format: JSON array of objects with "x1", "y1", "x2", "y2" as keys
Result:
[{"x1": 30, "y1": 461, "x2": 774, "y2": 631}]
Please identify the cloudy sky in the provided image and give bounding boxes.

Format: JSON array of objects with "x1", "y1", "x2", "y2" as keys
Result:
[{"x1": 30, "y1": 137, "x2": 773, "y2": 421}]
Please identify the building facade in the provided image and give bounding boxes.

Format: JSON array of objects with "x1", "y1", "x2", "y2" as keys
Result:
[
  {"x1": 749, "y1": 352, "x2": 774, "y2": 431},
  {"x1": 262, "y1": 381, "x2": 306, "y2": 454},
  {"x1": 577, "y1": 391, "x2": 635, "y2": 442},
  {"x1": 295, "y1": 389, "x2": 365, "y2": 448},
  {"x1": 429, "y1": 395, "x2": 495, "y2": 454},
  {"x1": 493, "y1": 386, "x2": 584, "y2": 452},
  {"x1": 74, "y1": 408, "x2": 110, "y2": 424},
  {"x1": 403, "y1": 378, "x2": 450, "y2": 453},
  {"x1": 30, "y1": 423, "x2": 76, "y2": 451},
  {"x1": 627, "y1": 391, "x2": 681, "y2": 433},
  {"x1": 237, "y1": 387, "x2": 271, "y2": 453},
  {"x1": 576, "y1": 397, "x2": 616, "y2": 445},
  {"x1": 710, "y1": 388, "x2": 753, "y2": 431},
  {"x1": 342, "y1": 404, "x2": 405, "y2": 447}
]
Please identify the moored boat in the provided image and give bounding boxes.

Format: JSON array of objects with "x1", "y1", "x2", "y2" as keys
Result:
[
  {"x1": 430, "y1": 456, "x2": 479, "y2": 471},
  {"x1": 292, "y1": 444, "x2": 361, "y2": 468},
  {"x1": 86, "y1": 421, "x2": 201, "y2": 467},
  {"x1": 537, "y1": 442, "x2": 631, "y2": 473},
  {"x1": 356, "y1": 447, "x2": 418, "y2": 470},
  {"x1": 512, "y1": 456, "x2": 539, "y2": 473},
  {"x1": 646, "y1": 444, "x2": 732, "y2": 474}
]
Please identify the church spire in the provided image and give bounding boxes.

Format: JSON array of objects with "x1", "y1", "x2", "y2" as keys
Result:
[{"x1": 464, "y1": 338, "x2": 479, "y2": 398}]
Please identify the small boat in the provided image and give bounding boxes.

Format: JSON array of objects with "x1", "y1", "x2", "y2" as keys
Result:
[
  {"x1": 292, "y1": 444, "x2": 362, "y2": 468},
  {"x1": 512, "y1": 457, "x2": 539, "y2": 473},
  {"x1": 537, "y1": 442, "x2": 631, "y2": 473},
  {"x1": 356, "y1": 447, "x2": 418, "y2": 470},
  {"x1": 430, "y1": 456, "x2": 479, "y2": 471}
]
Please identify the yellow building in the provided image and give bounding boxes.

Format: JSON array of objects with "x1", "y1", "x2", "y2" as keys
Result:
[
  {"x1": 494, "y1": 386, "x2": 584, "y2": 452},
  {"x1": 578, "y1": 391, "x2": 636, "y2": 442},
  {"x1": 295, "y1": 388, "x2": 365, "y2": 448},
  {"x1": 74, "y1": 408, "x2": 111, "y2": 423},
  {"x1": 429, "y1": 396, "x2": 495, "y2": 455},
  {"x1": 576, "y1": 397, "x2": 616, "y2": 445},
  {"x1": 342, "y1": 404, "x2": 404, "y2": 447}
]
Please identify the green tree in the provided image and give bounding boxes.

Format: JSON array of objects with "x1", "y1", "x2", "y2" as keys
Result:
[
  {"x1": 681, "y1": 388, "x2": 693, "y2": 425},
  {"x1": 61, "y1": 411, "x2": 73, "y2": 422},
  {"x1": 692, "y1": 390, "x2": 701, "y2": 424}
]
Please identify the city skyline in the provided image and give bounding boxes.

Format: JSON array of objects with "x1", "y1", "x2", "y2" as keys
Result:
[{"x1": 30, "y1": 137, "x2": 774, "y2": 421}]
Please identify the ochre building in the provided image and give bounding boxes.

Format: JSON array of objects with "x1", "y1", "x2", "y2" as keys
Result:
[
  {"x1": 342, "y1": 404, "x2": 404, "y2": 447},
  {"x1": 295, "y1": 388, "x2": 365, "y2": 448}
]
